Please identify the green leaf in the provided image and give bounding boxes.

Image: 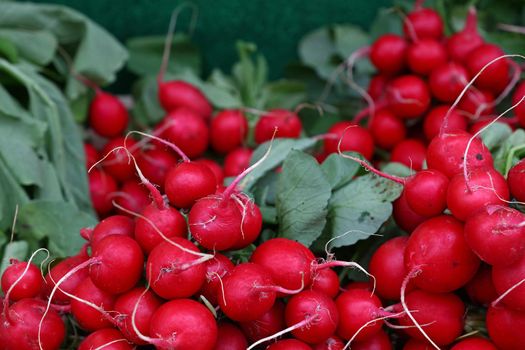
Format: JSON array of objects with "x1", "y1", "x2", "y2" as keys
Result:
[
  {"x1": 0, "y1": 29, "x2": 57, "y2": 65},
  {"x1": 493, "y1": 129, "x2": 525, "y2": 175},
  {"x1": 262, "y1": 80, "x2": 306, "y2": 110},
  {"x1": 369, "y1": 8, "x2": 403, "y2": 40},
  {"x1": 277, "y1": 151, "x2": 331, "y2": 247},
  {"x1": 381, "y1": 162, "x2": 415, "y2": 177},
  {"x1": 18, "y1": 201, "x2": 97, "y2": 258},
  {"x1": 298, "y1": 27, "x2": 339, "y2": 80},
  {"x1": 0, "y1": 36, "x2": 18, "y2": 62},
  {"x1": 327, "y1": 174, "x2": 403, "y2": 248},
  {"x1": 478, "y1": 122, "x2": 513, "y2": 151},
  {"x1": 321, "y1": 152, "x2": 360, "y2": 190},
  {"x1": 333, "y1": 25, "x2": 370, "y2": 58},
  {"x1": 127, "y1": 34, "x2": 201, "y2": 77},
  {"x1": 242, "y1": 138, "x2": 318, "y2": 191},
  {"x1": 0, "y1": 241, "x2": 28, "y2": 275}
]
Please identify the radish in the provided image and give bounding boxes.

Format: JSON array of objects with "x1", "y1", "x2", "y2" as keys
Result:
[
  {"x1": 254, "y1": 109, "x2": 302, "y2": 144},
  {"x1": 44, "y1": 253, "x2": 90, "y2": 305},
  {"x1": 404, "y1": 215, "x2": 480, "y2": 292},
  {"x1": 214, "y1": 322, "x2": 248, "y2": 350},
  {"x1": 114, "y1": 287, "x2": 162, "y2": 345},
  {"x1": 88, "y1": 169, "x2": 118, "y2": 217},
  {"x1": 78, "y1": 328, "x2": 134, "y2": 350},
  {"x1": 137, "y1": 147, "x2": 178, "y2": 188},
  {"x1": 386, "y1": 75, "x2": 430, "y2": 119},
  {"x1": 464, "y1": 206, "x2": 525, "y2": 266},
  {"x1": 465, "y1": 264, "x2": 498, "y2": 305},
  {"x1": 310, "y1": 267, "x2": 340, "y2": 299},
  {"x1": 313, "y1": 335, "x2": 344, "y2": 350},
  {"x1": 324, "y1": 122, "x2": 374, "y2": 160},
  {"x1": 457, "y1": 89, "x2": 495, "y2": 118},
  {"x1": 70, "y1": 277, "x2": 116, "y2": 331},
  {"x1": 403, "y1": 339, "x2": 434, "y2": 350},
  {"x1": 407, "y1": 39, "x2": 447, "y2": 76},
  {"x1": 450, "y1": 337, "x2": 497, "y2": 350},
  {"x1": 114, "y1": 180, "x2": 151, "y2": 217},
  {"x1": 369, "y1": 34, "x2": 407, "y2": 75},
  {"x1": 266, "y1": 339, "x2": 312, "y2": 350},
  {"x1": 239, "y1": 300, "x2": 286, "y2": 342},
  {"x1": 508, "y1": 159, "x2": 525, "y2": 202},
  {"x1": 393, "y1": 191, "x2": 428, "y2": 233},
  {"x1": 146, "y1": 299, "x2": 218, "y2": 350},
  {"x1": 492, "y1": 253, "x2": 525, "y2": 310},
  {"x1": 199, "y1": 253, "x2": 235, "y2": 305},
  {"x1": 423, "y1": 106, "x2": 467, "y2": 141},
  {"x1": 194, "y1": 158, "x2": 224, "y2": 186},
  {"x1": 89, "y1": 92, "x2": 129, "y2": 138},
  {"x1": 446, "y1": 7, "x2": 483, "y2": 63},
  {"x1": 101, "y1": 137, "x2": 138, "y2": 182},
  {"x1": 404, "y1": 170, "x2": 449, "y2": 217},
  {"x1": 428, "y1": 63, "x2": 469, "y2": 104},
  {"x1": 403, "y1": 0, "x2": 443, "y2": 40},
  {"x1": 369, "y1": 109, "x2": 406, "y2": 150},
  {"x1": 351, "y1": 330, "x2": 392, "y2": 350},
  {"x1": 466, "y1": 44, "x2": 509, "y2": 94},
  {"x1": 1, "y1": 260, "x2": 44, "y2": 301},
  {"x1": 165, "y1": 161, "x2": 217, "y2": 209},
  {"x1": 390, "y1": 139, "x2": 426, "y2": 171},
  {"x1": 90, "y1": 215, "x2": 135, "y2": 248},
  {"x1": 512, "y1": 81, "x2": 525, "y2": 127},
  {"x1": 145, "y1": 237, "x2": 207, "y2": 299},
  {"x1": 368, "y1": 75, "x2": 389, "y2": 100},
  {"x1": 84, "y1": 143, "x2": 99, "y2": 169},
  {"x1": 229, "y1": 193, "x2": 263, "y2": 249},
  {"x1": 369, "y1": 236, "x2": 411, "y2": 300},
  {"x1": 210, "y1": 109, "x2": 248, "y2": 153},
  {"x1": 446, "y1": 168, "x2": 509, "y2": 221},
  {"x1": 486, "y1": 305, "x2": 525, "y2": 350},
  {"x1": 223, "y1": 147, "x2": 253, "y2": 177}
]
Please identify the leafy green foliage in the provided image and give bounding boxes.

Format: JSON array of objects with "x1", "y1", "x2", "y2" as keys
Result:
[{"x1": 493, "y1": 129, "x2": 525, "y2": 175}]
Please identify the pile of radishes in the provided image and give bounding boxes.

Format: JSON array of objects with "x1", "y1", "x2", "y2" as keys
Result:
[{"x1": 3, "y1": 0, "x2": 525, "y2": 349}]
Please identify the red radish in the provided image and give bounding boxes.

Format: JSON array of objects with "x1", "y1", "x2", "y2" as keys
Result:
[
  {"x1": 343, "y1": 281, "x2": 373, "y2": 292},
  {"x1": 466, "y1": 44, "x2": 509, "y2": 94},
  {"x1": 230, "y1": 193, "x2": 263, "y2": 249},
  {"x1": 404, "y1": 215, "x2": 480, "y2": 292},
  {"x1": 214, "y1": 322, "x2": 248, "y2": 350},
  {"x1": 89, "y1": 169, "x2": 118, "y2": 217},
  {"x1": 426, "y1": 132, "x2": 493, "y2": 178},
  {"x1": 89, "y1": 92, "x2": 129, "y2": 138},
  {"x1": 158, "y1": 81, "x2": 212, "y2": 119},
  {"x1": 70, "y1": 277, "x2": 116, "y2": 331},
  {"x1": 464, "y1": 206, "x2": 525, "y2": 266},
  {"x1": 429, "y1": 63, "x2": 469, "y2": 103},
  {"x1": 492, "y1": 253, "x2": 525, "y2": 310},
  {"x1": 165, "y1": 161, "x2": 217, "y2": 208},
  {"x1": 145, "y1": 238, "x2": 207, "y2": 299},
  {"x1": 486, "y1": 305, "x2": 525, "y2": 350},
  {"x1": 240, "y1": 300, "x2": 286, "y2": 342},
  {"x1": 403, "y1": 339, "x2": 434, "y2": 350},
  {"x1": 266, "y1": 339, "x2": 312, "y2": 350},
  {"x1": 285, "y1": 290, "x2": 339, "y2": 344},
  {"x1": 508, "y1": 159, "x2": 525, "y2": 202},
  {"x1": 407, "y1": 39, "x2": 447, "y2": 76},
  {"x1": 313, "y1": 336, "x2": 344, "y2": 350},
  {"x1": 393, "y1": 191, "x2": 428, "y2": 233},
  {"x1": 512, "y1": 81, "x2": 525, "y2": 127},
  {"x1": 368, "y1": 75, "x2": 389, "y2": 100},
  {"x1": 423, "y1": 106, "x2": 467, "y2": 140},
  {"x1": 1, "y1": 260, "x2": 43, "y2": 301},
  {"x1": 446, "y1": 168, "x2": 509, "y2": 221},
  {"x1": 134, "y1": 203, "x2": 187, "y2": 253},
  {"x1": 114, "y1": 287, "x2": 162, "y2": 345},
  {"x1": 194, "y1": 158, "x2": 224, "y2": 186},
  {"x1": 397, "y1": 290, "x2": 465, "y2": 346},
  {"x1": 457, "y1": 89, "x2": 495, "y2": 118},
  {"x1": 369, "y1": 109, "x2": 406, "y2": 150},
  {"x1": 403, "y1": 1, "x2": 443, "y2": 40},
  {"x1": 369, "y1": 236, "x2": 410, "y2": 300},
  {"x1": 310, "y1": 268, "x2": 340, "y2": 299},
  {"x1": 44, "y1": 253, "x2": 90, "y2": 305},
  {"x1": 254, "y1": 109, "x2": 302, "y2": 144},
  {"x1": 386, "y1": 75, "x2": 430, "y2": 119},
  {"x1": 450, "y1": 337, "x2": 497, "y2": 350},
  {"x1": 78, "y1": 328, "x2": 133, "y2": 350},
  {"x1": 147, "y1": 299, "x2": 218, "y2": 350},
  {"x1": 157, "y1": 107, "x2": 209, "y2": 158},
  {"x1": 101, "y1": 137, "x2": 138, "y2": 182},
  {"x1": 84, "y1": 143, "x2": 99, "y2": 169},
  {"x1": 324, "y1": 122, "x2": 374, "y2": 160},
  {"x1": 90, "y1": 215, "x2": 135, "y2": 248},
  {"x1": 446, "y1": 7, "x2": 483, "y2": 63},
  {"x1": 137, "y1": 147, "x2": 178, "y2": 188},
  {"x1": 1, "y1": 298, "x2": 65, "y2": 350},
  {"x1": 224, "y1": 147, "x2": 253, "y2": 177},
  {"x1": 114, "y1": 180, "x2": 151, "y2": 216},
  {"x1": 404, "y1": 170, "x2": 449, "y2": 217},
  {"x1": 390, "y1": 139, "x2": 426, "y2": 171},
  {"x1": 199, "y1": 253, "x2": 235, "y2": 305},
  {"x1": 351, "y1": 330, "x2": 392, "y2": 350},
  {"x1": 210, "y1": 109, "x2": 248, "y2": 153},
  {"x1": 369, "y1": 34, "x2": 407, "y2": 75},
  {"x1": 465, "y1": 264, "x2": 498, "y2": 305}
]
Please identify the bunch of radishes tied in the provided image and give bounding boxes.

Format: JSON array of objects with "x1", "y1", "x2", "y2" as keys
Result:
[{"x1": 3, "y1": 0, "x2": 525, "y2": 349}]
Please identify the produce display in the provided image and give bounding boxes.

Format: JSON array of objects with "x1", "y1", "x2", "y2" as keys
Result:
[{"x1": 1, "y1": 0, "x2": 525, "y2": 349}]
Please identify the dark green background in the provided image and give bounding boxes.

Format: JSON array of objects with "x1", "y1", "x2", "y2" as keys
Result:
[{"x1": 29, "y1": 0, "x2": 392, "y2": 79}]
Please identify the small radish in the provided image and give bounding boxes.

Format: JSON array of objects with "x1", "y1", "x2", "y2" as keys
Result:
[
  {"x1": 313, "y1": 335, "x2": 344, "y2": 350},
  {"x1": 70, "y1": 277, "x2": 116, "y2": 331},
  {"x1": 369, "y1": 109, "x2": 406, "y2": 150},
  {"x1": 450, "y1": 337, "x2": 497, "y2": 350},
  {"x1": 429, "y1": 63, "x2": 469, "y2": 104},
  {"x1": 84, "y1": 143, "x2": 99, "y2": 169},
  {"x1": 210, "y1": 109, "x2": 248, "y2": 153},
  {"x1": 44, "y1": 253, "x2": 90, "y2": 305},
  {"x1": 403, "y1": 339, "x2": 434, "y2": 350},
  {"x1": 230, "y1": 193, "x2": 263, "y2": 250},
  {"x1": 351, "y1": 330, "x2": 392, "y2": 350},
  {"x1": 446, "y1": 7, "x2": 483, "y2": 63},
  {"x1": 404, "y1": 215, "x2": 480, "y2": 292},
  {"x1": 214, "y1": 322, "x2": 248, "y2": 350},
  {"x1": 114, "y1": 180, "x2": 151, "y2": 217},
  {"x1": 88, "y1": 169, "x2": 118, "y2": 217},
  {"x1": 407, "y1": 39, "x2": 447, "y2": 76},
  {"x1": 486, "y1": 305, "x2": 525, "y2": 350},
  {"x1": 324, "y1": 122, "x2": 374, "y2": 160},
  {"x1": 369, "y1": 236, "x2": 411, "y2": 300},
  {"x1": 466, "y1": 44, "x2": 509, "y2": 94},
  {"x1": 165, "y1": 161, "x2": 217, "y2": 209},
  {"x1": 512, "y1": 81, "x2": 525, "y2": 127},
  {"x1": 1, "y1": 260, "x2": 44, "y2": 301},
  {"x1": 90, "y1": 215, "x2": 135, "y2": 248},
  {"x1": 223, "y1": 147, "x2": 253, "y2": 177},
  {"x1": 101, "y1": 137, "x2": 138, "y2": 182},
  {"x1": 390, "y1": 139, "x2": 426, "y2": 171},
  {"x1": 507, "y1": 159, "x2": 525, "y2": 202},
  {"x1": 404, "y1": 170, "x2": 449, "y2": 217},
  {"x1": 199, "y1": 253, "x2": 235, "y2": 305},
  {"x1": 465, "y1": 264, "x2": 498, "y2": 305},
  {"x1": 194, "y1": 158, "x2": 224, "y2": 186},
  {"x1": 386, "y1": 75, "x2": 430, "y2": 119},
  {"x1": 239, "y1": 300, "x2": 286, "y2": 342},
  {"x1": 457, "y1": 89, "x2": 495, "y2": 118},
  {"x1": 137, "y1": 147, "x2": 178, "y2": 188},
  {"x1": 492, "y1": 253, "x2": 525, "y2": 310},
  {"x1": 89, "y1": 92, "x2": 129, "y2": 138},
  {"x1": 403, "y1": 1, "x2": 443, "y2": 40},
  {"x1": 310, "y1": 268, "x2": 340, "y2": 299},
  {"x1": 368, "y1": 75, "x2": 389, "y2": 100},
  {"x1": 254, "y1": 109, "x2": 302, "y2": 144},
  {"x1": 446, "y1": 168, "x2": 509, "y2": 221},
  {"x1": 423, "y1": 106, "x2": 467, "y2": 140},
  {"x1": 464, "y1": 206, "x2": 525, "y2": 266},
  {"x1": 369, "y1": 34, "x2": 407, "y2": 75},
  {"x1": 393, "y1": 191, "x2": 428, "y2": 233},
  {"x1": 78, "y1": 328, "x2": 133, "y2": 350},
  {"x1": 266, "y1": 339, "x2": 312, "y2": 350}
]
